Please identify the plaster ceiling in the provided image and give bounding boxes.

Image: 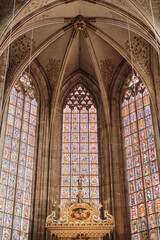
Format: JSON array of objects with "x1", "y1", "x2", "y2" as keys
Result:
[{"x1": 0, "y1": 0, "x2": 159, "y2": 94}]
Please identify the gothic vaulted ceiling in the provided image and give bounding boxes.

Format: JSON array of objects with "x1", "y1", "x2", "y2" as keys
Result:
[{"x1": 0, "y1": 0, "x2": 160, "y2": 95}]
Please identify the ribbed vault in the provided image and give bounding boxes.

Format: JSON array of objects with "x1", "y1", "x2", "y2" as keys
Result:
[{"x1": 0, "y1": 1, "x2": 160, "y2": 240}]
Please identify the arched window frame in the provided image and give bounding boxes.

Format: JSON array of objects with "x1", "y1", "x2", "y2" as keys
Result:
[
  {"x1": 121, "y1": 74, "x2": 160, "y2": 240},
  {"x1": 0, "y1": 72, "x2": 39, "y2": 240},
  {"x1": 60, "y1": 84, "x2": 100, "y2": 205}
]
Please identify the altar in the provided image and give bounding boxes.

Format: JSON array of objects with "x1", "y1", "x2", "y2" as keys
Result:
[{"x1": 46, "y1": 177, "x2": 115, "y2": 240}]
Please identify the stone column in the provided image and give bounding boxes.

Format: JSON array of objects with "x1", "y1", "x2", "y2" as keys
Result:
[
  {"x1": 32, "y1": 99, "x2": 50, "y2": 240},
  {"x1": 0, "y1": 50, "x2": 7, "y2": 128}
]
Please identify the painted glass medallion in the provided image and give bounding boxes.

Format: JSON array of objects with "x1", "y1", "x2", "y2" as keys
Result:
[
  {"x1": 24, "y1": 102, "x2": 30, "y2": 112},
  {"x1": 70, "y1": 155, "x2": 78, "y2": 164},
  {"x1": 131, "y1": 219, "x2": 138, "y2": 233},
  {"x1": 10, "y1": 94, "x2": 17, "y2": 105},
  {"x1": 22, "y1": 205, "x2": 30, "y2": 219},
  {"x1": 17, "y1": 99, "x2": 23, "y2": 108},
  {"x1": 13, "y1": 128, "x2": 20, "y2": 140},
  {"x1": 24, "y1": 192, "x2": 31, "y2": 206},
  {"x1": 29, "y1": 125, "x2": 36, "y2": 136},
  {"x1": 31, "y1": 104, "x2": 37, "y2": 116},
  {"x1": 16, "y1": 107, "x2": 23, "y2": 119},
  {"x1": 17, "y1": 91, "x2": 24, "y2": 99},
  {"x1": 80, "y1": 143, "x2": 88, "y2": 153},
  {"x1": 137, "y1": 191, "x2": 144, "y2": 204},
  {"x1": 12, "y1": 230, "x2": 20, "y2": 240},
  {"x1": 71, "y1": 165, "x2": 79, "y2": 175},
  {"x1": 80, "y1": 165, "x2": 89, "y2": 175},
  {"x1": 81, "y1": 155, "x2": 88, "y2": 164},
  {"x1": 12, "y1": 139, "x2": 19, "y2": 151},
  {"x1": 9, "y1": 104, "x2": 16, "y2": 115},
  {"x1": 14, "y1": 203, "x2": 22, "y2": 217},
  {"x1": 80, "y1": 133, "x2": 88, "y2": 142},
  {"x1": 82, "y1": 176, "x2": 89, "y2": 186},
  {"x1": 5, "y1": 136, "x2": 12, "y2": 148},
  {"x1": 7, "y1": 187, "x2": 15, "y2": 201},
  {"x1": 23, "y1": 112, "x2": 29, "y2": 122},
  {"x1": 89, "y1": 133, "x2": 97, "y2": 142},
  {"x1": 71, "y1": 187, "x2": 78, "y2": 198},
  {"x1": 124, "y1": 126, "x2": 130, "y2": 136},
  {"x1": 4, "y1": 213, "x2": 12, "y2": 228},
  {"x1": 10, "y1": 162, "x2": 17, "y2": 175},
  {"x1": 2, "y1": 228, "x2": 11, "y2": 239},
  {"x1": 63, "y1": 133, "x2": 70, "y2": 142},
  {"x1": 71, "y1": 176, "x2": 79, "y2": 186},
  {"x1": 0, "y1": 184, "x2": 7, "y2": 197},
  {"x1": 8, "y1": 114, "x2": 14, "y2": 126},
  {"x1": 131, "y1": 206, "x2": 138, "y2": 219},
  {"x1": 29, "y1": 115, "x2": 36, "y2": 125},
  {"x1": 62, "y1": 165, "x2": 70, "y2": 175},
  {"x1": 15, "y1": 118, "x2": 21, "y2": 129},
  {"x1": 21, "y1": 219, "x2": 29, "y2": 233},
  {"x1": 61, "y1": 187, "x2": 70, "y2": 198},
  {"x1": 5, "y1": 200, "x2": 13, "y2": 214},
  {"x1": 2, "y1": 159, "x2": 9, "y2": 172},
  {"x1": 62, "y1": 176, "x2": 70, "y2": 186}
]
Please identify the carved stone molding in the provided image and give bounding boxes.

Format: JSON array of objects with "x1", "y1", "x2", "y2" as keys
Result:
[
  {"x1": 0, "y1": 0, "x2": 28, "y2": 26},
  {"x1": 19, "y1": 0, "x2": 53, "y2": 18},
  {"x1": 46, "y1": 58, "x2": 61, "y2": 87},
  {"x1": 139, "y1": 0, "x2": 160, "y2": 21},
  {"x1": 8, "y1": 34, "x2": 35, "y2": 77},
  {"x1": 125, "y1": 36, "x2": 151, "y2": 77},
  {"x1": 110, "y1": 0, "x2": 139, "y2": 17},
  {"x1": 122, "y1": 65, "x2": 132, "y2": 80},
  {"x1": 100, "y1": 59, "x2": 115, "y2": 88}
]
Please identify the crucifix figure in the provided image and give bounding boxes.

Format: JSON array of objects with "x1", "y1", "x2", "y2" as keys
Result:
[{"x1": 77, "y1": 175, "x2": 84, "y2": 203}]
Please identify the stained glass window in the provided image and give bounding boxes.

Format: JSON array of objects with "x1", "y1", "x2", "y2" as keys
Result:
[
  {"x1": 61, "y1": 85, "x2": 99, "y2": 205},
  {"x1": 122, "y1": 75, "x2": 160, "y2": 240},
  {"x1": 0, "y1": 73, "x2": 38, "y2": 240}
]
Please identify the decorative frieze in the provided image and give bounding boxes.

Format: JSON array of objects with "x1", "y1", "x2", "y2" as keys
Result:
[
  {"x1": 8, "y1": 34, "x2": 35, "y2": 76},
  {"x1": 0, "y1": 0, "x2": 26, "y2": 25},
  {"x1": 139, "y1": 0, "x2": 160, "y2": 21},
  {"x1": 46, "y1": 58, "x2": 60, "y2": 87},
  {"x1": 100, "y1": 59, "x2": 115, "y2": 88},
  {"x1": 125, "y1": 36, "x2": 151, "y2": 77}
]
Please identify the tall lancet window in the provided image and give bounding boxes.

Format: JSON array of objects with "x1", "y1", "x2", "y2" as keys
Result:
[
  {"x1": 0, "y1": 74, "x2": 38, "y2": 240},
  {"x1": 61, "y1": 85, "x2": 99, "y2": 205},
  {"x1": 121, "y1": 75, "x2": 160, "y2": 240}
]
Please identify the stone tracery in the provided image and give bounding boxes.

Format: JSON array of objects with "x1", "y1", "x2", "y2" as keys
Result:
[{"x1": 0, "y1": 1, "x2": 159, "y2": 240}]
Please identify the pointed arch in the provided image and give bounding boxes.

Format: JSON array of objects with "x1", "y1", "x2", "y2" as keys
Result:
[
  {"x1": 0, "y1": 73, "x2": 38, "y2": 239},
  {"x1": 61, "y1": 84, "x2": 99, "y2": 204},
  {"x1": 121, "y1": 74, "x2": 160, "y2": 239}
]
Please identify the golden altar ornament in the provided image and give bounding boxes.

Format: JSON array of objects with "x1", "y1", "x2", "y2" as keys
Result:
[{"x1": 46, "y1": 177, "x2": 115, "y2": 239}]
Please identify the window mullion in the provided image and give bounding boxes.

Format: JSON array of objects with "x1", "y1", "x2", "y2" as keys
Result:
[
  {"x1": 70, "y1": 109, "x2": 72, "y2": 202},
  {"x1": 88, "y1": 109, "x2": 90, "y2": 201},
  {"x1": 134, "y1": 91, "x2": 149, "y2": 236},
  {"x1": 10, "y1": 91, "x2": 26, "y2": 238}
]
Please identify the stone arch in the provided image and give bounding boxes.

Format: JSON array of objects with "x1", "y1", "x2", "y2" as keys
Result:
[
  {"x1": 0, "y1": 58, "x2": 50, "y2": 240},
  {"x1": 109, "y1": 59, "x2": 160, "y2": 240},
  {"x1": 47, "y1": 72, "x2": 111, "y2": 224}
]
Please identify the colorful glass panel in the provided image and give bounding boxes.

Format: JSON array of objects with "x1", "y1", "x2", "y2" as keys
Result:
[
  {"x1": 122, "y1": 75, "x2": 160, "y2": 239},
  {"x1": 61, "y1": 85, "x2": 99, "y2": 203},
  {"x1": 0, "y1": 74, "x2": 38, "y2": 239}
]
